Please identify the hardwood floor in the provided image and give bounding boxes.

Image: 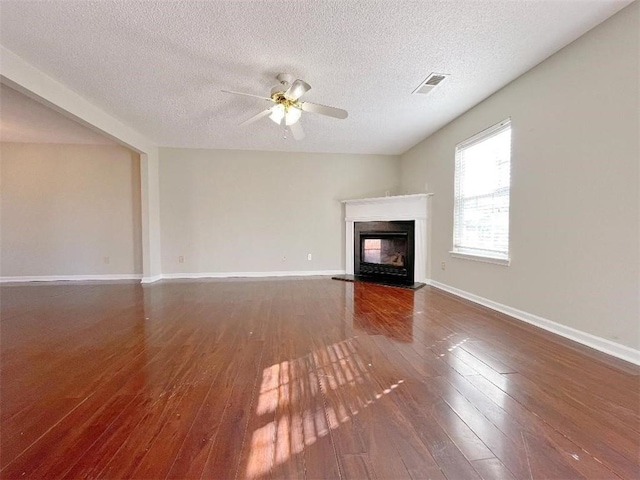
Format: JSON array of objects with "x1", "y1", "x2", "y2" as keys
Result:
[{"x1": 1, "y1": 278, "x2": 638, "y2": 479}]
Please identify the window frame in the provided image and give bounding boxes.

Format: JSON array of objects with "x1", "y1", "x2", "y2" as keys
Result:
[{"x1": 450, "y1": 118, "x2": 512, "y2": 266}]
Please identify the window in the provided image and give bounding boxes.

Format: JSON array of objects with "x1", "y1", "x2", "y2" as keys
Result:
[{"x1": 452, "y1": 118, "x2": 511, "y2": 264}]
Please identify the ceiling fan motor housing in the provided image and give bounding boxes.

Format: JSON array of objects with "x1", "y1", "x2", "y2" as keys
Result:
[
  {"x1": 272, "y1": 73, "x2": 294, "y2": 96},
  {"x1": 276, "y1": 73, "x2": 294, "y2": 86}
]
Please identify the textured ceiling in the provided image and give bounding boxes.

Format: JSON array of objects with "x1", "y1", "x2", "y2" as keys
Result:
[
  {"x1": 0, "y1": 0, "x2": 632, "y2": 155},
  {"x1": 0, "y1": 84, "x2": 116, "y2": 145}
]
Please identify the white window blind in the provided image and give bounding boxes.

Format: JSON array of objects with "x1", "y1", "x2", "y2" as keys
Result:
[{"x1": 453, "y1": 118, "x2": 511, "y2": 263}]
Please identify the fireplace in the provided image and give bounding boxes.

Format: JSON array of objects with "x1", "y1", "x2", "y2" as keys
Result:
[
  {"x1": 338, "y1": 194, "x2": 429, "y2": 288},
  {"x1": 354, "y1": 221, "x2": 415, "y2": 285}
]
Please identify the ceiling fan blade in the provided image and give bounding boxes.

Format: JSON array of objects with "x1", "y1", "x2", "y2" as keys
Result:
[
  {"x1": 285, "y1": 79, "x2": 311, "y2": 100},
  {"x1": 239, "y1": 109, "x2": 272, "y2": 126},
  {"x1": 289, "y1": 121, "x2": 305, "y2": 141},
  {"x1": 222, "y1": 89, "x2": 274, "y2": 102},
  {"x1": 301, "y1": 101, "x2": 348, "y2": 119}
]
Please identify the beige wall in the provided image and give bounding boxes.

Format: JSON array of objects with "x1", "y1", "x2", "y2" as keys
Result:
[
  {"x1": 2, "y1": 47, "x2": 162, "y2": 279},
  {"x1": 400, "y1": 3, "x2": 639, "y2": 349},
  {"x1": 1, "y1": 143, "x2": 143, "y2": 276},
  {"x1": 159, "y1": 148, "x2": 400, "y2": 274}
]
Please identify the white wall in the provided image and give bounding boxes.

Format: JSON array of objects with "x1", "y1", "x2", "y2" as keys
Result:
[
  {"x1": 160, "y1": 148, "x2": 400, "y2": 275},
  {"x1": 1, "y1": 143, "x2": 143, "y2": 277},
  {"x1": 400, "y1": 2, "x2": 639, "y2": 350},
  {"x1": 140, "y1": 149, "x2": 162, "y2": 282}
]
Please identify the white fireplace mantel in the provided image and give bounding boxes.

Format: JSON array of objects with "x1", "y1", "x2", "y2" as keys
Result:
[{"x1": 342, "y1": 194, "x2": 431, "y2": 283}]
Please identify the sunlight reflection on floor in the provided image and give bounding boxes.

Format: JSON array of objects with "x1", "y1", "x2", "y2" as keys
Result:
[{"x1": 244, "y1": 337, "x2": 404, "y2": 479}]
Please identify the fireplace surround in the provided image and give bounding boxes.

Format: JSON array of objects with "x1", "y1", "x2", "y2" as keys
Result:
[{"x1": 339, "y1": 194, "x2": 430, "y2": 287}]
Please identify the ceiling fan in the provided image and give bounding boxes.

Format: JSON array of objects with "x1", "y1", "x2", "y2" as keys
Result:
[{"x1": 222, "y1": 73, "x2": 348, "y2": 140}]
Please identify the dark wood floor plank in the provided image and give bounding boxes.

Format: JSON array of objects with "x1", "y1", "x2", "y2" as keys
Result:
[
  {"x1": 464, "y1": 374, "x2": 624, "y2": 480},
  {"x1": 298, "y1": 356, "x2": 342, "y2": 480},
  {"x1": 433, "y1": 374, "x2": 527, "y2": 447},
  {"x1": 362, "y1": 400, "x2": 413, "y2": 480},
  {"x1": 236, "y1": 289, "x2": 319, "y2": 480},
  {"x1": 60, "y1": 393, "x2": 156, "y2": 479},
  {"x1": 393, "y1": 379, "x2": 485, "y2": 480},
  {"x1": 95, "y1": 306, "x2": 244, "y2": 478},
  {"x1": 0, "y1": 396, "x2": 78, "y2": 467},
  {"x1": 460, "y1": 335, "x2": 640, "y2": 428},
  {"x1": 1, "y1": 313, "x2": 178, "y2": 464},
  {"x1": 425, "y1": 287, "x2": 639, "y2": 395},
  {"x1": 341, "y1": 453, "x2": 377, "y2": 479},
  {"x1": 392, "y1": 340, "x2": 442, "y2": 379},
  {"x1": 0, "y1": 278, "x2": 637, "y2": 480},
  {"x1": 425, "y1": 373, "x2": 581, "y2": 480},
  {"x1": 171, "y1": 301, "x2": 266, "y2": 480},
  {"x1": 499, "y1": 372, "x2": 639, "y2": 479},
  {"x1": 95, "y1": 363, "x2": 207, "y2": 476},
  {"x1": 430, "y1": 399, "x2": 495, "y2": 462},
  {"x1": 294, "y1": 292, "x2": 347, "y2": 480},
  {"x1": 199, "y1": 338, "x2": 265, "y2": 479},
  {"x1": 312, "y1": 336, "x2": 368, "y2": 456},
  {"x1": 472, "y1": 457, "x2": 518, "y2": 480},
  {"x1": 373, "y1": 394, "x2": 447, "y2": 480},
  {"x1": 0, "y1": 393, "x2": 135, "y2": 479},
  {"x1": 1, "y1": 330, "x2": 148, "y2": 458},
  {"x1": 459, "y1": 341, "x2": 519, "y2": 374},
  {"x1": 165, "y1": 302, "x2": 262, "y2": 479},
  {"x1": 2, "y1": 301, "x2": 178, "y2": 471}
]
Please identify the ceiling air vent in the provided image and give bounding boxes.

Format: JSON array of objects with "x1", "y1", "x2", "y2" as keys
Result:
[{"x1": 412, "y1": 73, "x2": 449, "y2": 95}]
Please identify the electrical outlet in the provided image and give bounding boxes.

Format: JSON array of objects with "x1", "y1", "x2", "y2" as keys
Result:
[
  {"x1": 178, "y1": 256, "x2": 184, "y2": 263},
  {"x1": 307, "y1": 253, "x2": 312, "y2": 261},
  {"x1": 103, "y1": 256, "x2": 110, "y2": 264},
  {"x1": 441, "y1": 261, "x2": 446, "y2": 270}
]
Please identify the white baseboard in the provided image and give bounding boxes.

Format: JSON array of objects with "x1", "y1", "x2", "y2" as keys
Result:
[
  {"x1": 141, "y1": 274, "x2": 163, "y2": 284},
  {"x1": 160, "y1": 270, "x2": 346, "y2": 280},
  {"x1": 1, "y1": 270, "x2": 345, "y2": 285},
  {"x1": 428, "y1": 280, "x2": 640, "y2": 366},
  {"x1": 0, "y1": 274, "x2": 143, "y2": 283}
]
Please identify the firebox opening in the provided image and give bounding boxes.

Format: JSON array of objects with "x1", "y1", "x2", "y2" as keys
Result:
[
  {"x1": 362, "y1": 236, "x2": 407, "y2": 267},
  {"x1": 354, "y1": 221, "x2": 415, "y2": 286}
]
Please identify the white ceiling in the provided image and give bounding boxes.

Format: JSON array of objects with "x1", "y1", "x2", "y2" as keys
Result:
[
  {"x1": 0, "y1": 84, "x2": 117, "y2": 145},
  {"x1": 0, "y1": 0, "x2": 632, "y2": 155}
]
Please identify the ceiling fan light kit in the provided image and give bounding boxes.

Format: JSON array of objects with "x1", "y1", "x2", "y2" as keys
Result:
[
  {"x1": 222, "y1": 73, "x2": 348, "y2": 140},
  {"x1": 269, "y1": 103, "x2": 302, "y2": 126}
]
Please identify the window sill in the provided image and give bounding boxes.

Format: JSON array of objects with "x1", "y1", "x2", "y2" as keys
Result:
[{"x1": 449, "y1": 251, "x2": 510, "y2": 266}]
